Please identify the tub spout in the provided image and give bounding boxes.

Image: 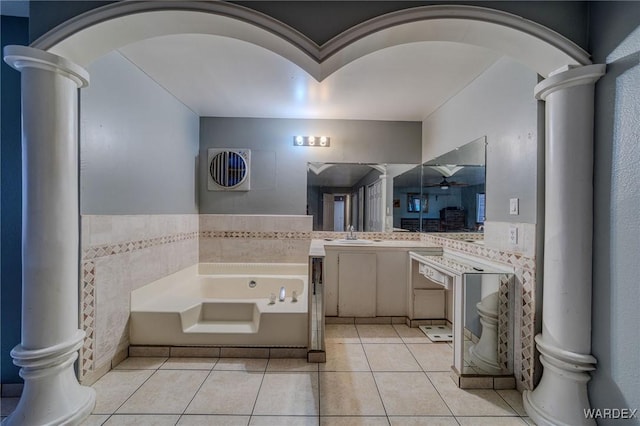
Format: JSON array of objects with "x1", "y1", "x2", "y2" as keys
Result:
[{"x1": 279, "y1": 286, "x2": 286, "y2": 302}]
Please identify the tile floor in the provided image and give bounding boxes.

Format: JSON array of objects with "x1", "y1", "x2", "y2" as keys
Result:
[{"x1": 1, "y1": 324, "x2": 534, "y2": 425}]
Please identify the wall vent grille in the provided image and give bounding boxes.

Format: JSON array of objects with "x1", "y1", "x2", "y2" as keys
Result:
[{"x1": 207, "y1": 149, "x2": 251, "y2": 191}]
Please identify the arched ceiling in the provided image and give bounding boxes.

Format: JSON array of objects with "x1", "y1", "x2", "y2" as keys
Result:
[
  {"x1": 116, "y1": 34, "x2": 501, "y2": 120},
  {"x1": 35, "y1": 2, "x2": 591, "y2": 121}
]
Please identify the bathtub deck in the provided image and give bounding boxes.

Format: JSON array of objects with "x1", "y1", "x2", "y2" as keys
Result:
[{"x1": 130, "y1": 263, "x2": 309, "y2": 347}]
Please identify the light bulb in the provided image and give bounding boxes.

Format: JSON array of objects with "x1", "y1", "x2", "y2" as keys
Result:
[
  {"x1": 308, "y1": 136, "x2": 316, "y2": 145},
  {"x1": 295, "y1": 136, "x2": 303, "y2": 145}
]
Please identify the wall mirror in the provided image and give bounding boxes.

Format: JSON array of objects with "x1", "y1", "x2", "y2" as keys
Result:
[
  {"x1": 394, "y1": 136, "x2": 487, "y2": 232},
  {"x1": 307, "y1": 162, "x2": 417, "y2": 232},
  {"x1": 462, "y1": 272, "x2": 514, "y2": 377}
]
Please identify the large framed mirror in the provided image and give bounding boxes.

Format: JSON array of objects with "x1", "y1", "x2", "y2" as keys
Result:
[
  {"x1": 307, "y1": 162, "x2": 417, "y2": 232},
  {"x1": 394, "y1": 136, "x2": 487, "y2": 233}
]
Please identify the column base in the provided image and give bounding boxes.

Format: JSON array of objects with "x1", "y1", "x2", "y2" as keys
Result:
[
  {"x1": 3, "y1": 330, "x2": 96, "y2": 426},
  {"x1": 469, "y1": 295, "x2": 502, "y2": 375},
  {"x1": 523, "y1": 334, "x2": 596, "y2": 426}
]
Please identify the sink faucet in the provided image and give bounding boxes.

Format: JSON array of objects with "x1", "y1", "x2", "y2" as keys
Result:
[
  {"x1": 346, "y1": 225, "x2": 357, "y2": 240},
  {"x1": 279, "y1": 286, "x2": 286, "y2": 302}
]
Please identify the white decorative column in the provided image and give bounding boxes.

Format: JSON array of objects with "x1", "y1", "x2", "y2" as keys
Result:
[
  {"x1": 523, "y1": 64, "x2": 605, "y2": 426},
  {"x1": 3, "y1": 46, "x2": 94, "y2": 425}
]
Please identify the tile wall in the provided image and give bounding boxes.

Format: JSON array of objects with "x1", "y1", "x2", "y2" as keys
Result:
[
  {"x1": 80, "y1": 214, "x2": 538, "y2": 394},
  {"x1": 80, "y1": 215, "x2": 199, "y2": 384},
  {"x1": 199, "y1": 215, "x2": 313, "y2": 263}
]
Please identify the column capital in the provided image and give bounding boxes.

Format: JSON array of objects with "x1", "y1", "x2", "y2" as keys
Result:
[
  {"x1": 4, "y1": 45, "x2": 89, "y2": 88},
  {"x1": 534, "y1": 64, "x2": 605, "y2": 101}
]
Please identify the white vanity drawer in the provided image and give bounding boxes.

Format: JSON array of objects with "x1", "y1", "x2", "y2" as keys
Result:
[{"x1": 419, "y1": 264, "x2": 450, "y2": 289}]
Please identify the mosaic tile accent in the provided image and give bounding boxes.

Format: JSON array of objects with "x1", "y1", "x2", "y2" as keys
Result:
[
  {"x1": 498, "y1": 274, "x2": 513, "y2": 373},
  {"x1": 200, "y1": 230, "x2": 423, "y2": 241},
  {"x1": 312, "y1": 231, "x2": 422, "y2": 241},
  {"x1": 79, "y1": 260, "x2": 96, "y2": 380},
  {"x1": 82, "y1": 231, "x2": 199, "y2": 260},
  {"x1": 422, "y1": 233, "x2": 537, "y2": 391},
  {"x1": 201, "y1": 231, "x2": 311, "y2": 240}
]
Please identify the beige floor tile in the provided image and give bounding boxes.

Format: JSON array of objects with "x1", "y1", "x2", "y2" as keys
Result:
[
  {"x1": 177, "y1": 414, "x2": 250, "y2": 425},
  {"x1": 160, "y1": 357, "x2": 217, "y2": 370},
  {"x1": 427, "y1": 372, "x2": 517, "y2": 417},
  {"x1": 455, "y1": 417, "x2": 527, "y2": 425},
  {"x1": 92, "y1": 369, "x2": 154, "y2": 414},
  {"x1": 497, "y1": 389, "x2": 527, "y2": 416},
  {"x1": 113, "y1": 357, "x2": 167, "y2": 370},
  {"x1": 253, "y1": 372, "x2": 319, "y2": 416},
  {"x1": 356, "y1": 324, "x2": 402, "y2": 343},
  {"x1": 325, "y1": 324, "x2": 360, "y2": 343},
  {"x1": 407, "y1": 344, "x2": 453, "y2": 372},
  {"x1": 320, "y1": 343, "x2": 370, "y2": 372},
  {"x1": 374, "y1": 372, "x2": 451, "y2": 416},
  {"x1": 319, "y1": 372, "x2": 385, "y2": 416},
  {"x1": 363, "y1": 344, "x2": 421, "y2": 372},
  {"x1": 393, "y1": 324, "x2": 431, "y2": 344},
  {"x1": 250, "y1": 415, "x2": 319, "y2": 425},
  {"x1": 522, "y1": 417, "x2": 536, "y2": 425},
  {"x1": 389, "y1": 417, "x2": 459, "y2": 426},
  {"x1": 104, "y1": 414, "x2": 180, "y2": 425},
  {"x1": 320, "y1": 417, "x2": 389, "y2": 425},
  {"x1": 186, "y1": 371, "x2": 263, "y2": 415},
  {"x1": 117, "y1": 370, "x2": 208, "y2": 414},
  {"x1": 80, "y1": 414, "x2": 110, "y2": 425},
  {"x1": 214, "y1": 358, "x2": 269, "y2": 372},
  {"x1": 267, "y1": 358, "x2": 319, "y2": 372}
]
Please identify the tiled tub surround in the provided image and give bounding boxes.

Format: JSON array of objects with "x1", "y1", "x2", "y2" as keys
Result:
[
  {"x1": 422, "y1": 231, "x2": 538, "y2": 392},
  {"x1": 199, "y1": 215, "x2": 313, "y2": 263},
  {"x1": 80, "y1": 213, "x2": 537, "y2": 395},
  {"x1": 129, "y1": 263, "x2": 309, "y2": 347},
  {"x1": 80, "y1": 215, "x2": 199, "y2": 385}
]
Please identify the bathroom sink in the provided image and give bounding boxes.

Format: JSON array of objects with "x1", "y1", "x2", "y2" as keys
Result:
[{"x1": 336, "y1": 239, "x2": 374, "y2": 245}]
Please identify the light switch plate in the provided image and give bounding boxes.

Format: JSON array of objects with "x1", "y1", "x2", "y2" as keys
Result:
[
  {"x1": 509, "y1": 225, "x2": 518, "y2": 245},
  {"x1": 509, "y1": 198, "x2": 519, "y2": 215}
]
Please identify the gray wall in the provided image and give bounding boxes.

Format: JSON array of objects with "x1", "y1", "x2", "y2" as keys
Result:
[
  {"x1": 81, "y1": 51, "x2": 199, "y2": 214},
  {"x1": 199, "y1": 118, "x2": 421, "y2": 214},
  {"x1": 422, "y1": 57, "x2": 539, "y2": 224},
  {"x1": 1, "y1": 14, "x2": 28, "y2": 385},
  {"x1": 590, "y1": 2, "x2": 640, "y2": 421}
]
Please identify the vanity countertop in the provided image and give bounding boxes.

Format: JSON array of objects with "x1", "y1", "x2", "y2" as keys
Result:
[
  {"x1": 409, "y1": 249, "x2": 514, "y2": 275},
  {"x1": 309, "y1": 238, "x2": 439, "y2": 257}
]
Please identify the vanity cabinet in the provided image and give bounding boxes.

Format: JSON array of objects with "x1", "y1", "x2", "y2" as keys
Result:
[
  {"x1": 325, "y1": 245, "x2": 424, "y2": 317},
  {"x1": 376, "y1": 250, "x2": 409, "y2": 316},
  {"x1": 337, "y1": 253, "x2": 376, "y2": 317}
]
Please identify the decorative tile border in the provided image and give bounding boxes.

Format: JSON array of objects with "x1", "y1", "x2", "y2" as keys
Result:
[
  {"x1": 79, "y1": 260, "x2": 95, "y2": 381},
  {"x1": 498, "y1": 274, "x2": 514, "y2": 373},
  {"x1": 311, "y1": 231, "x2": 422, "y2": 241},
  {"x1": 201, "y1": 231, "x2": 311, "y2": 239},
  {"x1": 82, "y1": 231, "x2": 199, "y2": 260}
]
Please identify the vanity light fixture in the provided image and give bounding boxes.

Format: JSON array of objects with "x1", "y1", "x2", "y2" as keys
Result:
[{"x1": 293, "y1": 136, "x2": 330, "y2": 147}]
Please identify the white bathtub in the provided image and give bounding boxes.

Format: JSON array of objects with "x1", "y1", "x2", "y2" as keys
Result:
[{"x1": 130, "y1": 263, "x2": 309, "y2": 347}]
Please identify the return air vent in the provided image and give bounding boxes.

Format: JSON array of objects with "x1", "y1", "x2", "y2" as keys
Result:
[{"x1": 207, "y1": 148, "x2": 251, "y2": 191}]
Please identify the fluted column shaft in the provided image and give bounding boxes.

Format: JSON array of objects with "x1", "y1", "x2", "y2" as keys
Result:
[
  {"x1": 523, "y1": 64, "x2": 605, "y2": 426},
  {"x1": 3, "y1": 45, "x2": 94, "y2": 426}
]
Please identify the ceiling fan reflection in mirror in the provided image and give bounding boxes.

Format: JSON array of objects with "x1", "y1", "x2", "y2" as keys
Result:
[{"x1": 425, "y1": 176, "x2": 469, "y2": 190}]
